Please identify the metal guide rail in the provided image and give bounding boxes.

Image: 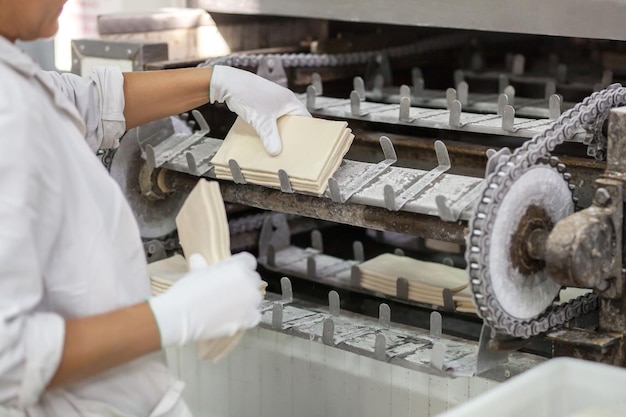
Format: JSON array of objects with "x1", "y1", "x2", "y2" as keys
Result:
[
  {"x1": 144, "y1": 109, "x2": 503, "y2": 225},
  {"x1": 257, "y1": 213, "x2": 463, "y2": 315},
  {"x1": 303, "y1": 78, "x2": 589, "y2": 143},
  {"x1": 362, "y1": 64, "x2": 612, "y2": 121},
  {"x1": 258, "y1": 278, "x2": 544, "y2": 379}
]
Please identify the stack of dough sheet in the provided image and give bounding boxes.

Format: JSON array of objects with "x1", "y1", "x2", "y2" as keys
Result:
[
  {"x1": 357, "y1": 253, "x2": 468, "y2": 307},
  {"x1": 149, "y1": 254, "x2": 187, "y2": 296},
  {"x1": 452, "y1": 287, "x2": 477, "y2": 314},
  {"x1": 149, "y1": 179, "x2": 266, "y2": 362},
  {"x1": 211, "y1": 115, "x2": 354, "y2": 195}
]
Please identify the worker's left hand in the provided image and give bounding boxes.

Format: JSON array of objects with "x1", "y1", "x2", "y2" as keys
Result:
[{"x1": 209, "y1": 65, "x2": 311, "y2": 156}]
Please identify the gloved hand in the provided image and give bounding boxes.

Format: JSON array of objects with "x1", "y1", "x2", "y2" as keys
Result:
[
  {"x1": 149, "y1": 252, "x2": 263, "y2": 347},
  {"x1": 209, "y1": 65, "x2": 311, "y2": 156}
]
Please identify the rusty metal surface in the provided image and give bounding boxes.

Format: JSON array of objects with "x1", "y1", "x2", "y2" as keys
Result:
[
  {"x1": 163, "y1": 169, "x2": 467, "y2": 244},
  {"x1": 218, "y1": 181, "x2": 467, "y2": 244}
]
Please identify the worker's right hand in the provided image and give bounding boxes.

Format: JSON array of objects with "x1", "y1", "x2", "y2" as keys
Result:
[{"x1": 148, "y1": 252, "x2": 263, "y2": 347}]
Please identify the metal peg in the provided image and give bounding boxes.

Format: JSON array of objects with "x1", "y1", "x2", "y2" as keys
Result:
[
  {"x1": 280, "y1": 277, "x2": 293, "y2": 302},
  {"x1": 431, "y1": 342, "x2": 446, "y2": 372},
  {"x1": 311, "y1": 229, "x2": 323, "y2": 252},
  {"x1": 272, "y1": 303, "x2": 284, "y2": 330},
  {"x1": 353, "y1": 241, "x2": 365, "y2": 262},
  {"x1": 375, "y1": 333, "x2": 387, "y2": 361},
  {"x1": 311, "y1": 72, "x2": 323, "y2": 95},
  {"x1": 228, "y1": 159, "x2": 246, "y2": 184},
  {"x1": 379, "y1": 303, "x2": 391, "y2": 328},
  {"x1": 278, "y1": 169, "x2": 293, "y2": 193},
  {"x1": 449, "y1": 100, "x2": 462, "y2": 127},
  {"x1": 430, "y1": 311, "x2": 443, "y2": 337},
  {"x1": 353, "y1": 77, "x2": 366, "y2": 101},
  {"x1": 502, "y1": 105, "x2": 515, "y2": 132},
  {"x1": 457, "y1": 81, "x2": 469, "y2": 106},
  {"x1": 329, "y1": 290, "x2": 340, "y2": 316},
  {"x1": 322, "y1": 318, "x2": 335, "y2": 345},
  {"x1": 399, "y1": 96, "x2": 411, "y2": 122},
  {"x1": 396, "y1": 277, "x2": 409, "y2": 300}
]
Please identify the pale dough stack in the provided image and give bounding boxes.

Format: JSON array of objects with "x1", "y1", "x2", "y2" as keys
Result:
[
  {"x1": 358, "y1": 253, "x2": 468, "y2": 308},
  {"x1": 211, "y1": 115, "x2": 354, "y2": 195},
  {"x1": 148, "y1": 254, "x2": 187, "y2": 296},
  {"x1": 149, "y1": 179, "x2": 266, "y2": 362},
  {"x1": 452, "y1": 287, "x2": 477, "y2": 314}
]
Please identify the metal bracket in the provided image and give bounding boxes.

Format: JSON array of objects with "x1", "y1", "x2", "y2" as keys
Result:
[
  {"x1": 256, "y1": 55, "x2": 288, "y2": 87},
  {"x1": 258, "y1": 213, "x2": 291, "y2": 258},
  {"x1": 384, "y1": 140, "x2": 451, "y2": 211},
  {"x1": 329, "y1": 136, "x2": 397, "y2": 203},
  {"x1": 476, "y1": 325, "x2": 509, "y2": 375},
  {"x1": 436, "y1": 147, "x2": 505, "y2": 222},
  {"x1": 145, "y1": 110, "x2": 210, "y2": 168}
]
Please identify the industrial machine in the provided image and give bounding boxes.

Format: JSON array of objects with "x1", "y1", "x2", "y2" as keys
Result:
[{"x1": 88, "y1": 1, "x2": 626, "y2": 414}]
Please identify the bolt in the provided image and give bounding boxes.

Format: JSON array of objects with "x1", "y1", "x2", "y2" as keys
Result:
[{"x1": 595, "y1": 188, "x2": 611, "y2": 206}]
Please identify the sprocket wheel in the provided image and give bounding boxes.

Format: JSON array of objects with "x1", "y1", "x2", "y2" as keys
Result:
[{"x1": 468, "y1": 158, "x2": 575, "y2": 333}]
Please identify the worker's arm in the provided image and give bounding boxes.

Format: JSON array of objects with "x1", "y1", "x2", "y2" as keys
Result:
[
  {"x1": 46, "y1": 302, "x2": 160, "y2": 389},
  {"x1": 122, "y1": 65, "x2": 310, "y2": 155},
  {"x1": 47, "y1": 253, "x2": 261, "y2": 391},
  {"x1": 122, "y1": 67, "x2": 213, "y2": 131}
]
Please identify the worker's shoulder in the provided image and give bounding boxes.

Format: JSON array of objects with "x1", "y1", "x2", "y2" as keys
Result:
[{"x1": 0, "y1": 62, "x2": 50, "y2": 114}]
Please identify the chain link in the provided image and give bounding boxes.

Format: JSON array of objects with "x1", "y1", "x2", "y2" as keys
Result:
[
  {"x1": 468, "y1": 84, "x2": 626, "y2": 338},
  {"x1": 198, "y1": 33, "x2": 468, "y2": 70}
]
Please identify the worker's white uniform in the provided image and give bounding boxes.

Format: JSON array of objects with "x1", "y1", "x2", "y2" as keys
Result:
[{"x1": 0, "y1": 37, "x2": 191, "y2": 417}]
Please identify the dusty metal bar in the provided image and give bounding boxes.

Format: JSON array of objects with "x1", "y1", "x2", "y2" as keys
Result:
[{"x1": 164, "y1": 170, "x2": 467, "y2": 244}]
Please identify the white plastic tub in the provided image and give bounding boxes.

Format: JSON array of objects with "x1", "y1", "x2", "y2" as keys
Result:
[{"x1": 439, "y1": 357, "x2": 626, "y2": 417}]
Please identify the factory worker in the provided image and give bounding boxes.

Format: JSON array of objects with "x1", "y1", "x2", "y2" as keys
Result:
[{"x1": 0, "y1": 0, "x2": 311, "y2": 416}]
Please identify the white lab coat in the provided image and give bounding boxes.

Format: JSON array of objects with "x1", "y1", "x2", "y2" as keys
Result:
[{"x1": 0, "y1": 37, "x2": 191, "y2": 417}]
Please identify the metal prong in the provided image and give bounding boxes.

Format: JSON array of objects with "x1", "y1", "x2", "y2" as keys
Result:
[
  {"x1": 379, "y1": 303, "x2": 391, "y2": 328},
  {"x1": 191, "y1": 109, "x2": 210, "y2": 132},
  {"x1": 502, "y1": 105, "x2": 515, "y2": 132},
  {"x1": 312, "y1": 72, "x2": 323, "y2": 95},
  {"x1": 449, "y1": 100, "x2": 462, "y2": 127},
  {"x1": 431, "y1": 342, "x2": 445, "y2": 372},
  {"x1": 306, "y1": 85, "x2": 317, "y2": 110},
  {"x1": 353, "y1": 76, "x2": 366, "y2": 101},
  {"x1": 445, "y1": 88, "x2": 457, "y2": 110},
  {"x1": 430, "y1": 311, "x2": 443, "y2": 337},
  {"x1": 322, "y1": 318, "x2": 335, "y2": 345},
  {"x1": 350, "y1": 90, "x2": 362, "y2": 116},
  {"x1": 329, "y1": 290, "x2": 340, "y2": 316},
  {"x1": 549, "y1": 94, "x2": 561, "y2": 120},
  {"x1": 399, "y1": 96, "x2": 411, "y2": 122},
  {"x1": 375, "y1": 334, "x2": 387, "y2": 361},
  {"x1": 311, "y1": 229, "x2": 323, "y2": 252},
  {"x1": 280, "y1": 277, "x2": 293, "y2": 302},
  {"x1": 353, "y1": 241, "x2": 365, "y2": 262},
  {"x1": 278, "y1": 169, "x2": 293, "y2": 193},
  {"x1": 396, "y1": 277, "x2": 409, "y2": 300},
  {"x1": 457, "y1": 81, "x2": 469, "y2": 106},
  {"x1": 503, "y1": 85, "x2": 516, "y2": 107},
  {"x1": 228, "y1": 159, "x2": 246, "y2": 184},
  {"x1": 272, "y1": 303, "x2": 283, "y2": 330}
]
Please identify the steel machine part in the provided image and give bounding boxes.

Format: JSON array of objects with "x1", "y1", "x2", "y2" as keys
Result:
[{"x1": 467, "y1": 83, "x2": 626, "y2": 365}]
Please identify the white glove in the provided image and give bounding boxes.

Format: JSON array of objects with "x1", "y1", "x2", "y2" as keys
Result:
[
  {"x1": 149, "y1": 252, "x2": 263, "y2": 347},
  {"x1": 209, "y1": 65, "x2": 311, "y2": 155}
]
